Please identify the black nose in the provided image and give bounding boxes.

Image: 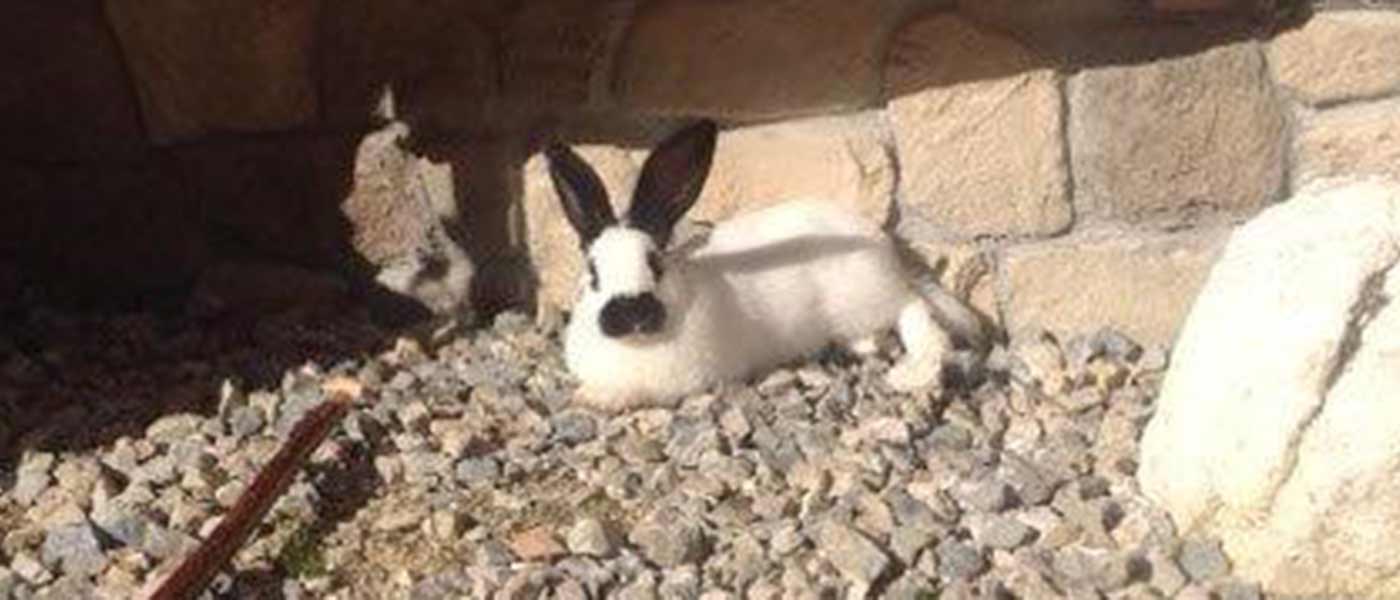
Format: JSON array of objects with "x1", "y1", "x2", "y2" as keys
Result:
[{"x1": 599, "y1": 294, "x2": 666, "y2": 338}]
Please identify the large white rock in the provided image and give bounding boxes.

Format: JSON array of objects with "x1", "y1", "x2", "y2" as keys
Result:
[{"x1": 1138, "y1": 177, "x2": 1400, "y2": 597}]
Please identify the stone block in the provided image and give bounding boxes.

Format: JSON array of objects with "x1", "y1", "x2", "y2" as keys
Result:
[
  {"x1": 1069, "y1": 42, "x2": 1287, "y2": 227},
  {"x1": 886, "y1": 14, "x2": 1071, "y2": 240},
  {"x1": 686, "y1": 114, "x2": 894, "y2": 226},
  {"x1": 0, "y1": 3, "x2": 146, "y2": 160},
  {"x1": 106, "y1": 0, "x2": 320, "y2": 142},
  {"x1": 1270, "y1": 12, "x2": 1400, "y2": 106},
  {"x1": 500, "y1": 0, "x2": 631, "y2": 110},
  {"x1": 318, "y1": 0, "x2": 494, "y2": 129},
  {"x1": 1294, "y1": 99, "x2": 1400, "y2": 187},
  {"x1": 999, "y1": 226, "x2": 1230, "y2": 347},
  {"x1": 612, "y1": 0, "x2": 894, "y2": 118}
]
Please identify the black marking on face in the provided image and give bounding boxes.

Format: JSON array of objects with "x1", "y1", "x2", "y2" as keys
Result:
[
  {"x1": 646, "y1": 250, "x2": 664, "y2": 282},
  {"x1": 599, "y1": 293, "x2": 666, "y2": 338},
  {"x1": 587, "y1": 258, "x2": 600, "y2": 291}
]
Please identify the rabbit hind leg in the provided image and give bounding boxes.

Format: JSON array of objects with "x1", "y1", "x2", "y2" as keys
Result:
[
  {"x1": 886, "y1": 299, "x2": 952, "y2": 392},
  {"x1": 846, "y1": 336, "x2": 881, "y2": 357}
]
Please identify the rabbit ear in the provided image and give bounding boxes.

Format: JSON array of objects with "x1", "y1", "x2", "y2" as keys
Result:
[
  {"x1": 546, "y1": 143, "x2": 617, "y2": 247},
  {"x1": 628, "y1": 120, "x2": 718, "y2": 248}
]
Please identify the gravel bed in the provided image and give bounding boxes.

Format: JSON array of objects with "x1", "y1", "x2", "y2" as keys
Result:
[{"x1": 1, "y1": 302, "x2": 1275, "y2": 599}]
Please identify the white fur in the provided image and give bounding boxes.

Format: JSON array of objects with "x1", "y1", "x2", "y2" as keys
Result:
[{"x1": 565, "y1": 200, "x2": 968, "y2": 411}]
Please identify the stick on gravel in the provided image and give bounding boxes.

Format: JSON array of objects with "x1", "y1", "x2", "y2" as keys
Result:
[{"x1": 147, "y1": 380, "x2": 360, "y2": 600}]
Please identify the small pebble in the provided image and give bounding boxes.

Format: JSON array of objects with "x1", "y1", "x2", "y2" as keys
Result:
[
  {"x1": 952, "y1": 479, "x2": 1016, "y2": 513},
  {"x1": 629, "y1": 509, "x2": 708, "y2": 568},
  {"x1": 1178, "y1": 537, "x2": 1231, "y2": 582},
  {"x1": 455, "y1": 457, "x2": 502, "y2": 486},
  {"x1": 10, "y1": 552, "x2": 52, "y2": 585},
  {"x1": 508, "y1": 526, "x2": 567, "y2": 562},
  {"x1": 1216, "y1": 578, "x2": 1263, "y2": 600},
  {"x1": 967, "y1": 514, "x2": 1036, "y2": 550},
  {"x1": 936, "y1": 538, "x2": 988, "y2": 582},
  {"x1": 565, "y1": 518, "x2": 616, "y2": 557},
  {"x1": 813, "y1": 521, "x2": 892, "y2": 587}
]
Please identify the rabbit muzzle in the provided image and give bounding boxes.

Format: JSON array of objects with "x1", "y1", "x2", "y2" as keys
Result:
[{"x1": 599, "y1": 293, "x2": 666, "y2": 338}]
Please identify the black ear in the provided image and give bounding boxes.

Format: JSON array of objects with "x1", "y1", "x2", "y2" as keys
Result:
[
  {"x1": 545, "y1": 143, "x2": 617, "y2": 247},
  {"x1": 628, "y1": 120, "x2": 718, "y2": 248}
]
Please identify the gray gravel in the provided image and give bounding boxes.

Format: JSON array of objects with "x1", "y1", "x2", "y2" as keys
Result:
[{"x1": 0, "y1": 307, "x2": 1285, "y2": 599}]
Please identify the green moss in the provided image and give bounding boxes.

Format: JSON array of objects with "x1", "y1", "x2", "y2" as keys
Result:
[{"x1": 276, "y1": 526, "x2": 328, "y2": 579}]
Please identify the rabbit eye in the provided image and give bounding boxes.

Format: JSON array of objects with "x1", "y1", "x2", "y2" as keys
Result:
[
  {"x1": 587, "y1": 259, "x2": 600, "y2": 290},
  {"x1": 646, "y1": 251, "x2": 664, "y2": 281}
]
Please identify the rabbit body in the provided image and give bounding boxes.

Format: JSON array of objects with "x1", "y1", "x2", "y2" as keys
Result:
[
  {"x1": 565, "y1": 200, "x2": 924, "y2": 406},
  {"x1": 544, "y1": 120, "x2": 975, "y2": 412}
]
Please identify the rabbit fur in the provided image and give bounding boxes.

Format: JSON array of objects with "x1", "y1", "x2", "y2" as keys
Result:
[{"x1": 545, "y1": 120, "x2": 984, "y2": 412}]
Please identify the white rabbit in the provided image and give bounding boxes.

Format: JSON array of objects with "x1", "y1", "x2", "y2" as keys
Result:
[{"x1": 544, "y1": 120, "x2": 986, "y2": 412}]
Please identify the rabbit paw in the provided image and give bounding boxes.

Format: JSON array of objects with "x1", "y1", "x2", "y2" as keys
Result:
[
  {"x1": 574, "y1": 385, "x2": 643, "y2": 414},
  {"x1": 886, "y1": 356, "x2": 944, "y2": 392},
  {"x1": 847, "y1": 336, "x2": 881, "y2": 357}
]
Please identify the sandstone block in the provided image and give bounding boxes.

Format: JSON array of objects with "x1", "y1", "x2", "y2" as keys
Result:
[
  {"x1": 1069, "y1": 42, "x2": 1286, "y2": 226},
  {"x1": 318, "y1": 0, "x2": 494, "y2": 129},
  {"x1": 0, "y1": 4, "x2": 146, "y2": 161},
  {"x1": 685, "y1": 114, "x2": 894, "y2": 226},
  {"x1": 1269, "y1": 12, "x2": 1400, "y2": 106},
  {"x1": 500, "y1": 0, "x2": 629, "y2": 110},
  {"x1": 1138, "y1": 177, "x2": 1400, "y2": 597},
  {"x1": 1294, "y1": 99, "x2": 1400, "y2": 187},
  {"x1": 106, "y1": 0, "x2": 320, "y2": 142},
  {"x1": 523, "y1": 114, "x2": 895, "y2": 310},
  {"x1": 999, "y1": 227, "x2": 1230, "y2": 347},
  {"x1": 886, "y1": 14, "x2": 1071, "y2": 240},
  {"x1": 611, "y1": 0, "x2": 891, "y2": 118}
]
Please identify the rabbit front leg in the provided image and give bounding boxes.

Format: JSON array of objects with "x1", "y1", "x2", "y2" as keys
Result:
[
  {"x1": 886, "y1": 299, "x2": 953, "y2": 392},
  {"x1": 573, "y1": 384, "x2": 642, "y2": 414},
  {"x1": 574, "y1": 383, "x2": 681, "y2": 414},
  {"x1": 847, "y1": 336, "x2": 881, "y2": 357}
]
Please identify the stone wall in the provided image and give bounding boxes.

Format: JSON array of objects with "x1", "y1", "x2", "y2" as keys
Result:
[
  {"x1": 524, "y1": 7, "x2": 1400, "y2": 348},
  {"x1": 5, "y1": 0, "x2": 1394, "y2": 346}
]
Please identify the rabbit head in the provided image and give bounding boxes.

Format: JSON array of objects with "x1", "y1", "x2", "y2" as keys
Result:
[{"x1": 544, "y1": 120, "x2": 718, "y2": 340}]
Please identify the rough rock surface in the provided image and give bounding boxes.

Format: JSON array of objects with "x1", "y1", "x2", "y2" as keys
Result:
[
  {"x1": 105, "y1": 0, "x2": 320, "y2": 142},
  {"x1": 612, "y1": 0, "x2": 891, "y2": 117},
  {"x1": 1269, "y1": 11, "x2": 1400, "y2": 106},
  {"x1": 1068, "y1": 41, "x2": 1287, "y2": 227},
  {"x1": 885, "y1": 13, "x2": 1071, "y2": 240},
  {"x1": 1139, "y1": 177, "x2": 1400, "y2": 597},
  {"x1": 1000, "y1": 226, "x2": 1231, "y2": 347},
  {"x1": 0, "y1": 4, "x2": 148, "y2": 161},
  {"x1": 1294, "y1": 98, "x2": 1400, "y2": 187}
]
